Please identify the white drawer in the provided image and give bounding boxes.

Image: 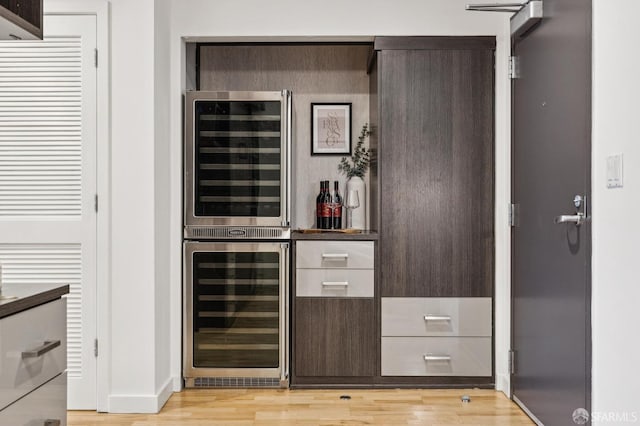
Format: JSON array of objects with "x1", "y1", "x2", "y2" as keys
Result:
[
  {"x1": 296, "y1": 241, "x2": 374, "y2": 269},
  {"x1": 381, "y1": 297, "x2": 491, "y2": 337},
  {"x1": 381, "y1": 337, "x2": 491, "y2": 377},
  {"x1": 0, "y1": 372, "x2": 67, "y2": 426},
  {"x1": 0, "y1": 298, "x2": 67, "y2": 411},
  {"x1": 296, "y1": 269, "x2": 374, "y2": 298}
]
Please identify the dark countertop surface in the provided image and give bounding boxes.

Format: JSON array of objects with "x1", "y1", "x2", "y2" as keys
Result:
[
  {"x1": 0, "y1": 283, "x2": 70, "y2": 319},
  {"x1": 292, "y1": 230, "x2": 379, "y2": 241}
]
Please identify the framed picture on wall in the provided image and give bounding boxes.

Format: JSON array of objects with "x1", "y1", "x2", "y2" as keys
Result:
[{"x1": 311, "y1": 103, "x2": 352, "y2": 155}]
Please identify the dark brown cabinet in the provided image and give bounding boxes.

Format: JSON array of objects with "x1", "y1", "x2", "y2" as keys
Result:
[
  {"x1": 374, "y1": 37, "x2": 495, "y2": 298},
  {"x1": 0, "y1": 0, "x2": 42, "y2": 40},
  {"x1": 289, "y1": 37, "x2": 495, "y2": 388},
  {"x1": 291, "y1": 238, "x2": 377, "y2": 386},
  {"x1": 294, "y1": 298, "x2": 376, "y2": 378},
  {"x1": 371, "y1": 37, "x2": 495, "y2": 387}
]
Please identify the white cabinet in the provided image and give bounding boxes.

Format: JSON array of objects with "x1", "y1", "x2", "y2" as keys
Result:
[
  {"x1": 296, "y1": 240, "x2": 375, "y2": 299},
  {"x1": 381, "y1": 297, "x2": 492, "y2": 377},
  {"x1": 0, "y1": 298, "x2": 67, "y2": 425}
]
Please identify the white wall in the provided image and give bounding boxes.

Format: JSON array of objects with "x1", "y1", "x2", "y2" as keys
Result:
[
  {"x1": 107, "y1": 0, "x2": 159, "y2": 412},
  {"x1": 166, "y1": 0, "x2": 513, "y2": 395},
  {"x1": 592, "y1": 0, "x2": 640, "y2": 423},
  {"x1": 153, "y1": 0, "x2": 174, "y2": 407}
]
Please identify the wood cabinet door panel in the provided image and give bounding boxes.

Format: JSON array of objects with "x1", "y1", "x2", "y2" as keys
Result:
[
  {"x1": 378, "y1": 47, "x2": 494, "y2": 297},
  {"x1": 294, "y1": 298, "x2": 376, "y2": 377}
]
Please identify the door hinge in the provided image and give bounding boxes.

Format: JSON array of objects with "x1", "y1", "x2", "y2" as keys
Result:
[
  {"x1": 509, "y1": 55, "x2": 520, "y2": 79},
  {"x1": 94, "y1": 338, "x2": 98, "y2": 357},
  {"x1": 94, "y1": 48, "x2": 98, "y2": 68},
  {"x1": 94, "y1": 194, "x2": 98, "y2": 213},
  {"x1": 508, "y1": 203, "x2": 520, "y2": 227},
  {"x1": 508, "y1": 349, "x2": 516, "y2": 375}
]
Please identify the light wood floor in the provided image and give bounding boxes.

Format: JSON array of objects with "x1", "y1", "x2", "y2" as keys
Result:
[{"x1": 68, "y1": 388, "x2": 534, "y2": 425}]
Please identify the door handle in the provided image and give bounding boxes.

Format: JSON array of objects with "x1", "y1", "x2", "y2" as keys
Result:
[
  {"x1": 22, "y1": 340, "x2": 61, "y2": 359},
  {"x1": 554, "y1": 213, "x2": 585, "y2": 226},
  {"x1": 424, "y1": 314, "x2": 451, "y2": 321},
  {"x1": 555, "y1": 195, "x2": 590, "y2": 226},
  {"x1": 424, "y1": 354, "x2": 451, "y2": 362},
  {"x1": 321, "y1": 281, "x2": 349, "y2": 287},
  {"x1": 321, "y1": 253, "x2": 349, "y2": 259}
]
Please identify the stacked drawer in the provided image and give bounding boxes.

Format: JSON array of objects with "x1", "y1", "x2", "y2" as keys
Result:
[
  {"x1": 0, "y1": 298, "x2": 67, "y2": 425},
  {"x1": 381, "y1": 298, "x2": 491, "y2": 376},
  {"x1": 293, "y1": 240, "x2": 376, "y2": 380},
  {"x1": 296, "y1": 241, "x2": 374, "y2": 298}
]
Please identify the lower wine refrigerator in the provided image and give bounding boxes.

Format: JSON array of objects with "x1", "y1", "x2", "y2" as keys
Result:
[{"x1": 183, "y1": 241, "x2": 289, "y2": 388}]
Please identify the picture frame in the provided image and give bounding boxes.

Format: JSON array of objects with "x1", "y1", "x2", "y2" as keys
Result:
[{"x1": 311, "y1": 103, "x2": 352, "y2": 155}]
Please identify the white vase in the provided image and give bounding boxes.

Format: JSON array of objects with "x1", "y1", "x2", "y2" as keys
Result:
[{"x1": 346, "y1": 176, "x2": 366, "y2": 230}]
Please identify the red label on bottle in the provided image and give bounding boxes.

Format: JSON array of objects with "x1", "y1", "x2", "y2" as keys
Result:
[
  {"x1": 334, "y1": 206, "x2": 342, "y2": 217},
  {"x1": 321, "y1": 204, "x2": 332, "y2": 217}
]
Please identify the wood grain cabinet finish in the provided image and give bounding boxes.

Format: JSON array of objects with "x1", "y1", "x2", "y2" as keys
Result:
[
  {"x1": 293, "y1": 240, "x2": 377, "y2": 382},
  {"x1": 375, "y1": 38, "x2": 495, "y2": 298},
  {"x1": 294, "y1": 298, "x2": 376, "y2": 377},
  {"x1": 0, "y1": 0, "x2": 43, "y2": 39}
]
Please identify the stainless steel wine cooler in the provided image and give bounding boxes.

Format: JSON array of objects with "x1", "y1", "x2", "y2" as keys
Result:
[
  {"x1": 183, "y1": 242, "x2": 289, "y2": 387},
  {"x1": 183, "y1": 90, "x2": 291, "y2": 388},
  {"x1": 184, "y1": 90, "x2": 291, "y2": 238}
]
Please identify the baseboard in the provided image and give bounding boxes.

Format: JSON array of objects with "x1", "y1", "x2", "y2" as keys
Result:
[
  {"x1": 108, "y1": 378, "x2": 174, "y2": 414},
  {"x1": 157, "y1": 377, "x2": 174, "y2": 411},
  {"x1": 495, "y1": 372, "x2": 510, "y2": 396}
]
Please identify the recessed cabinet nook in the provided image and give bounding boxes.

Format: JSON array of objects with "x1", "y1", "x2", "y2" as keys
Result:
[{"x1": 186, "y1": 36, "x2": 495, "y2": 389}]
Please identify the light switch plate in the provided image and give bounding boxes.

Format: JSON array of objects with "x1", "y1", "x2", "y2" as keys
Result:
[{"x1": 606, "y1": 154, "x2": 623, "y2": 188}]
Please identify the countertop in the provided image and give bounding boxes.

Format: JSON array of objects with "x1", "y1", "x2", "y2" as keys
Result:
[
  {"x1": 0, "y1": 283, "x2": 70, "y2": 319},
  {"x1": 292, "y1": 230, "x2": 379, "y2": 241}
]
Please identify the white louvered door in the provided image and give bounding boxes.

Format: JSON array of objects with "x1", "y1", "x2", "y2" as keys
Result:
[{"x1": 0, "y1": 15, "x2": 97, "y2": 409}]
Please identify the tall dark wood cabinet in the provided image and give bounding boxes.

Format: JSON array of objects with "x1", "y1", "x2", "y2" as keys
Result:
[
  {"x1": 372, "y1": 37, "x2": 495, "y2": 386},
  {"x1": 375, "y1": 37, "x2": 495, "y2": 298}
]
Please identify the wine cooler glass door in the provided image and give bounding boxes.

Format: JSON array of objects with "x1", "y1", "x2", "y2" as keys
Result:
[
  {"x1": 185, "y1": 91, "x2": 290, "y2": 228},
  {"x1": 184, "y1": 242, "x2": 288, "y2": 380}
]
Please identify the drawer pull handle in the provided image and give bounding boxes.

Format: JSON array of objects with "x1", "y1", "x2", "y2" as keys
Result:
[
  {"x1": 424, "y1": 354, "x2": 451, "y2": 362},
  {"x1": 22, "y1": 340, "x2": 61, "y2": 359},
  {"x1": 424, "y1": 314, "x2": 451, "y2": 321},
  {"x1": 322, "y1": 281, "x2": 349, "y2": 287},
  {"x1": 45, "y1": 420, "x2": 62, "y2": 426},
  {"x1": 322, "y1": 253, "x2": 349, "y2": 259}
]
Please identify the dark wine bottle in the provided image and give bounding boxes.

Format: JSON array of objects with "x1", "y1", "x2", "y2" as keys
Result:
[
  {"x1": 316, "y1": 181, "x2": 324, "y2": 229},
  {"x1": 321, "y1": 180, "x2": 332, "y2": 229},
  {"x1": 332, "y1": 181, "x2": 342, "y2": 229}
]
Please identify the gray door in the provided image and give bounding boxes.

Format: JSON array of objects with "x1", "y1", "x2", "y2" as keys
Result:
[{"x1": 511, "y1": 0, "x2": 591, "y2": 425}]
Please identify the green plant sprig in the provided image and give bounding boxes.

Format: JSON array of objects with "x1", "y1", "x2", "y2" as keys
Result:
[{"x1": 338, "y1": 123, "x2": 371, "y2": 179}]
